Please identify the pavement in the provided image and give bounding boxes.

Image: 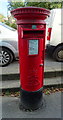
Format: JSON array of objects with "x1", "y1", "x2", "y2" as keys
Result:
[
  {"x1": 0, "y1": 54, "x2": 63, "y2": 91},
  {"x1": 1, "y1": 92, "x2": 62, "y2": 119},
  {"x1": 0, "y1": 55, "x2": 63, "y2": 119},
  {"x1": 0, "y1": 77, "x2": 63, "y2": 91},
  {"x1": 0, "y1": 57, "x2": 63, "y2": 80}
]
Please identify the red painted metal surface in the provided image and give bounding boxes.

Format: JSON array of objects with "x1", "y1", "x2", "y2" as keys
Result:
[{"x1": 11, "y1": 7, "x2": 50, "y2": 92}]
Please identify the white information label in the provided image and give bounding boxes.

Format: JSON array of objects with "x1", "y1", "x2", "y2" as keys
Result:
[{"x1": 29, "y1": 40, "x2": 38, "y2": 55}]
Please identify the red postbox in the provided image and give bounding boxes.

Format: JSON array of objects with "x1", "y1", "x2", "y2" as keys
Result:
[{"x1": 11, "y1": 7, "x2": 50, "y2": 110}]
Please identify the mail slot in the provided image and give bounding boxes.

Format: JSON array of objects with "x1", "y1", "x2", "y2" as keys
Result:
[
  {"x1": 23, "y1": 30, "x2": 45, "y2": 38},
  {"x1": 11, "y1": 7, "x2": 50, "y2": 110}
]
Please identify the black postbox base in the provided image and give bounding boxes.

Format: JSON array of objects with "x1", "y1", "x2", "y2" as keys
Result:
[{"x1": 19, "y1": 87, "x2": 43, "y2": 110}]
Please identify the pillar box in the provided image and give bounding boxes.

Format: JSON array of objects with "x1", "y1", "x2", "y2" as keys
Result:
[{"x1": 11, "y1": 7, "x2": 50, "y2": 110}]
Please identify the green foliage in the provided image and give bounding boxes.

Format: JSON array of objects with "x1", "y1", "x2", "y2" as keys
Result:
[
  {"x1": 0, "y1": 14, "x2": 5, "y2": 22},
  {"x1": 8, "y1": 1, "x2": 62, "y2": 10},
  {"x1": 49, "y1": 2, "x2": 62, "y2": 9},
  {"x1": 27, "y1": 2, "x2": 62, "y2": 9},
  {"x1": 6, "y1": 1, "x2": 62, "y2": 29},
  {"x1": 4, "y1": 20, "x2": 17, "y2": 29},
  {"x1": 10, "y1": 22, "x2": 17, "y2": 29},
  {"x1": 8, "y1": 1, "x2": 24, "y2": 10}
]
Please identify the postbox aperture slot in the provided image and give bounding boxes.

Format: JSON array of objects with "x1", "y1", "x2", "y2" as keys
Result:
[
  {"x1": 24, "y1": 30, "x2": 44, "y2": 34},
  {"x1": 23, "y1": 30, "x2": 44, "y2": 38},
  {"x1": 29, "y1": 40, "x2": 38, "y2": 55}
]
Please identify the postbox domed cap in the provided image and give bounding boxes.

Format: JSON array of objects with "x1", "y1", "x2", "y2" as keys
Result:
[{"x1": 11, "y1": 7, "x2": 50, "y2": 24}]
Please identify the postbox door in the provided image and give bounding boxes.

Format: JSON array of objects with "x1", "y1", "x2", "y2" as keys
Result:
[
  {"x1": 27, "y1": 38, "x2": 44, "y2": 91},
  {"x1": 19, "y1": 37, "x2": 45, "y2": 92}
]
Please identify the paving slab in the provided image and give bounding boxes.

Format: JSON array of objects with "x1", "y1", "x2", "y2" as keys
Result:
[
  {"x1": 1, "y1": 92, "x2": 62, "y2": 118},
  {"x1": 0, "y1": 54, "x2": 63, "y2": 83},
  {"x1": 0, "y1": 58, "x2": 62, "y2": 75},
  {"x1": 0, "y1": 58, "x2": 63, "y2": 81},
  {"x1": 0, "y1": 77, "x2": 62, "y2": 90}
]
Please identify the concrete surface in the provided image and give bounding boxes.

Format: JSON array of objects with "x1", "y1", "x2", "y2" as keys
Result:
[
  {"x1": 0, "y1": 57, "x2": 63, "y2": 81},
  {"x1": 0, "y1": 77, "x2": 62, "y2": 90},
  {"x1": 0, "y1": 57, "x2": 63, "y2": 75},
  {"x1": 1, "y1": 92, "x2": 62, "y2": 118},
  {"x1": 0, "y1": 54, "x2": 63, "y2": 91}
]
